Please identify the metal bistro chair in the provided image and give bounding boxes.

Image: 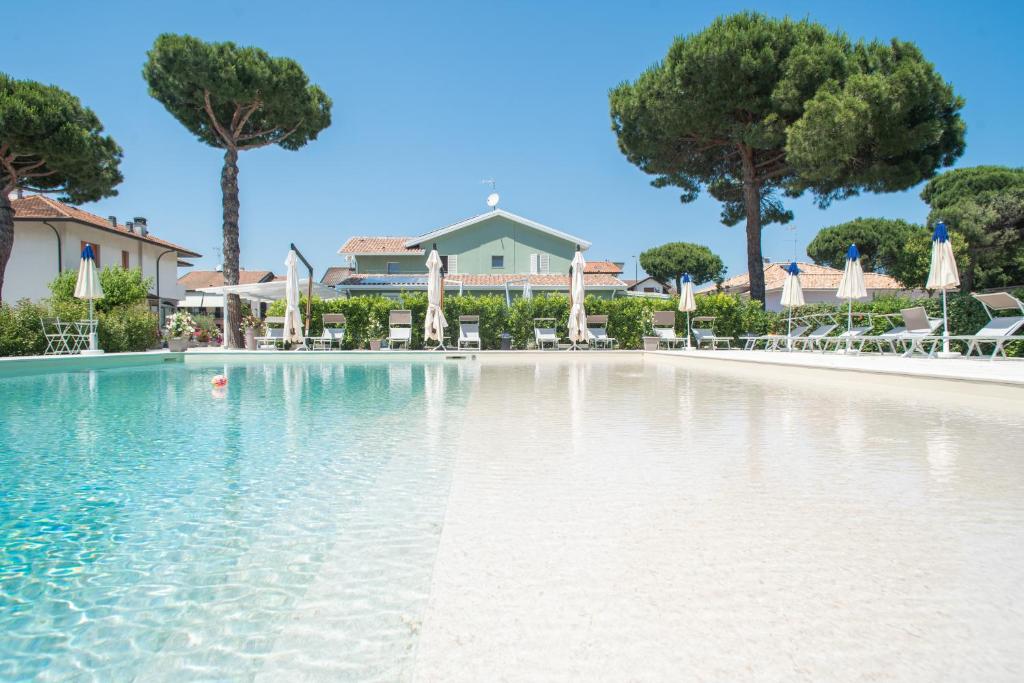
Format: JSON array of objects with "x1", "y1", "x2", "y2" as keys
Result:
[
  {"x1": 313, "y1": 313, "x2": 347, "y2": 350},
  {"x1": 73, "y1": 319, "x2": 98, "y2": 353},
  {"x1": 40, "y1": 317, "x2": 72, "y2": 355},
  {"x1": 255, "y1": 316, "x2": 287, "y2": 350}
]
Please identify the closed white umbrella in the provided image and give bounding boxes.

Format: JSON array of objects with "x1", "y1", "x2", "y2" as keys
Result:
[
  {"x1": 74, "y1": 243, "x2": 104, "y2": 353},
  {"x1": 926, "y1": 221, "x2": 960, "y2": 356},
  {"x1": 425, "y1": 246, "x2": 448, "y2": 349},
  {"x1": 836, "y1": 244, "x2": 868, "y2": 351},
  {"x1": 678, "y1": 273, "x2": 696, "y2": 349},
  {"x1": 522, "y1": 279, "x2": 533, "y2": 300},
  {"x1": 283, "y1": 250, "x2": 304, "y2": 345},
  {"x1": 780, "y1": 261, "x2": 804, "y2": 348},
  {"x1": 567, "y1": 248, "x2": 587, "y2": 349}
]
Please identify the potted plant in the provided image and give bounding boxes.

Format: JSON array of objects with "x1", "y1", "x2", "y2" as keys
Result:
[
  {"x1": 242, "y1": 315, "x2": 264, "y2": 350},
  {"x1": 165, "y1": 312, "x2": 196, "y2": 352},
  {"x1": 366, "y1": 317, "x2": 385, "y2": 351},
  {"x1": 195, "y1": 329, "x2": 211, "y2": 347}
]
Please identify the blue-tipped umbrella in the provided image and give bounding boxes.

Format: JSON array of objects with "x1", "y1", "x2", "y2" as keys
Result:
[
  {"x1": 926, "y1": 222, "x2": 960, "y2": 355},
  {"x1": 836, "y1": 244, "x2": 868, "y2": 351},
  {"x1": 780, "y1": 261, "x2": 804, "y2": 347},
  {"x1": 74, "y1": 244, "x2": 104, "y2": 352},
  {"x1": 678, "y1": 273, "x2": 696, "y2": 349}
]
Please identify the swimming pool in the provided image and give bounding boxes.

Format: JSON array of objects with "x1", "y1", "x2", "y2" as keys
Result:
[{"x1": 2, "y1": 355, "x2": 1023, "y2": 680}]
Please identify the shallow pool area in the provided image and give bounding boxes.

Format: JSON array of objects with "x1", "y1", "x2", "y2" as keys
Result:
[{"x1": 2, "y1": 355, "x2": 1023, "y2": 680}]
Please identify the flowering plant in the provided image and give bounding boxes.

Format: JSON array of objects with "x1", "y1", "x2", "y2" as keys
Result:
[
  {"x1": 366, "y1": 317, "x2": 385, "y2": 341},
  {"x1": 195, "y1": 328, "x2": 211, "y2": 343},
  {"x1": 241, "y1": 314, "x2": 265, "y2": 333},
  {"x1": 165, "y1": 311, "x2": 196, "y2": 339}
]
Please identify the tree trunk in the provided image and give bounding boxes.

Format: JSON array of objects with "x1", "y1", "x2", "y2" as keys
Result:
[
  {"x1": 675, "y1": 274, "x2": 682, "y2": 295},
  {"x1": 221, "y1": 147, "x2": 242, "y2": 348},
  {"x1": 0, "y1": 190, "x2": 13, "y2": 303},
  {"x1": 740, "y1": 145, "x2": 766, "y2": 307}
]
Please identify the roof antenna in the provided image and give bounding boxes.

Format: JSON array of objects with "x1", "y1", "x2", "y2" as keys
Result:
[{"x1": 482, "y1": 178, "x2": 499, "y2": 211}]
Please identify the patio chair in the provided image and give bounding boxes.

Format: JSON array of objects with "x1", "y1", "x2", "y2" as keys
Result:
[
  {"x1": 458, "y1": 315, "x2": 482, "y2": 350},
  {"x1": 690, "y1": 316, "x2": 733, "y2": 349},
  {"x1": 740, "y1": 324, "x2": 810, "y2": 351},
  {"x1": 534, "y1": 318, "x2": 559, "y2": 350},
  {"x1": 312, "y1": 313, "x2": 346, "y2": 350},
  {"x1": 652, "y1": 310, "x2": 686, "y2": 349},
  {"x1": 791, "y1": 320, "x2": 839, "y2": 351},
  {"x1": 585, "y1": 315, "x2": 616, "y2": 349},
  {"x1": 895, "y1": 307, "x2": 944, "y2": 357},
  {"x1": 819, "y1": 313, "x2": 872, "y2": 352},
  {"x1": 388, "y1": 310, "x2": 413, "y2": 349},
  {"x1": 941, "y1": 292, "x2": 1024, "y2": 359},
  {"x1": 255, "y1": 316, "x2": 286, "y2": 350},
  {"x1": 40, "y1": 317, "x2": 72, "y2": 355}
]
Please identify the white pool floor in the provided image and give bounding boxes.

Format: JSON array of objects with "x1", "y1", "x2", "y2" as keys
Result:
[{"x1": 412, "y1": 356, "x2": 1024, "y2": 681}]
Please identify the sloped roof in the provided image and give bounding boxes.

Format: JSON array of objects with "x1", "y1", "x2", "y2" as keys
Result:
[
  {"x1": 584, "y1": 260, "x2": 624, "y2": 274},
  {"x1": 404, "y1": 209, "x2": 592, "y2": 250},
  {"x1": 334, "y1": 273, "x2": 625, "y2": 288},
  {"x1": 338, "y1": 237, "x2": 424, "y2": 255},
  {"x1": 12, "y1": 194, "x2": 201, "y2": 257},
  {"x1": 320, "y1": 266, "x2": 355, "y2": 285},
  {"x1": 718, "y1": 262, "x2": 906, "y2": 293},
  {"x1": 178, "y1": 269, "x2": 276, "y2": 289}
]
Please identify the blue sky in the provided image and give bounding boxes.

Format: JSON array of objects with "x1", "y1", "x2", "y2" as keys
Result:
[{"x1": 8, "y1": 0, "x2": 1024, "y2": 280}]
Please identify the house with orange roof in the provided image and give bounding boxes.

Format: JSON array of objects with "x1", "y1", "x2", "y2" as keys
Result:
[
  {"x1": 6, "y1": 192, "x2": 201, "y2": 319},
  {"x1": 711, "y1": 261, "x2": 924, "y2": 311},
  {"x1": 331, "y1": 208, "x2": 627, "y2": 299}
]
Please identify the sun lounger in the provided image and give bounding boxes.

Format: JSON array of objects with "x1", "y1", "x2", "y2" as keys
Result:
[
  {"x1": 585, "y1": 315, "x2": 615, "y2": 349},
  {"x1": 897, "y1": 307, "x2": 944, "y2": 357},
  {"x1": 652, "y1": 310, "x2": 686, "y2": 349},
  {"x1": 819, "y1": 325, "x2": 872, "y2": 352},
  {"x1": 534, "y1": 318, "x2": 559, "y2": 350},
  {"x1": 690, "y1": 316, "x2": 732, "y2": 349},
  {"x1": 740, "y1": 324, "x2": 810, "y2": 351},
  {"x1": 791, "y1": 322, "x2": 839, "y2": 351},
  {"x1": 388, "y1": 310, "x2": 413, "y2": 350},
  {"x1": 458, "y1": 315, "x2": 481, "y2": 350},
  {"x1": 312, "y1": 313, "x2": 346, "y2": 350},
  {"x1": 937, "y1": 292, "x2": 1024, "y2": 359},
  {"x1": 255, "y1": 316, "x2": 286, "y2": 350}
]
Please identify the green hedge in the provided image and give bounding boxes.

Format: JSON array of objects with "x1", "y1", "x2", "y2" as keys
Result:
[
  {"x1": 264, "y1": 289, "x2": 1024, "y2": 356},
  {"x1": 0, "y1": 298, "x2": 159, "y2": 357}
]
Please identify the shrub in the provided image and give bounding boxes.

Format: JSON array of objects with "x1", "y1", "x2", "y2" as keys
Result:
[
  {"x1": 0, "y1": 299, "x2": 48, "y2": 356},
  {"x1": 49, "y1": 266, "x2": 152, "y2": 312},
  {"x1": 99, "y1": 305, "x2": 160, "y2": 352}
]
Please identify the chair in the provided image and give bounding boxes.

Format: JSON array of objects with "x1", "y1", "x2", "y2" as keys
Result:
[
  {"x1": 819, "y1": 313, "x2": 872, "y2": 352},
  {"x1": 942, "y1": 292, "x2": 1024, "y2": 359},
  {"x1": 458, "y1": 315, "x2": 481, "y2": 350},
  {"x1": 40, "y1": 317, "x2": 71, "y2": 355},
  {"x1": 896, "y1": 306, "x2": 944, "y2": 357},
  {"x1": 255, "y1": 316, "x2": 286, "y2": 350},
  {"x1": 585, "y1": 315, "x2": 616, "y2": 349},
  {"x1": 791, "y1": 320, "x2": 839, "y2": 351},
  {"x1": 388, "y1": 310, "x2": 413, "y2": 349},
  {"x1": 313, "y1": 313, "x2": 346, "y2": 350},
  {"x1": 534, "y1": 318, "x2": 559, "y2": 350},
  {"x1": 652, "y1": 311, "x2": 686, "y2": 349},
  {"x1": 690, "y1": 316, "x2": 732, "y2": 349},
  {"x1": 740, "y1": 324, "x2": 810, "y2": 351}
]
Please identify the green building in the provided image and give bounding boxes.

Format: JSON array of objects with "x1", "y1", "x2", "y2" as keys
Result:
[{"x1": 325, "y1": 209, "x2": 626, "y2": 299}]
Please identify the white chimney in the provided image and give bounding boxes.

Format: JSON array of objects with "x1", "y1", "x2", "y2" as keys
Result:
[
  {"x1": 108, "y1": 216, "x2": 117, "y2": 227},
  {"x1": 126, "y1": 221, "x2": 135, "y2": 233},
  {"x1": 134, "y1": 217, "x2": 148, "y2": 236}
]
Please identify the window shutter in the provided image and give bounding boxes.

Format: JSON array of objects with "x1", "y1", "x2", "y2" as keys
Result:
[
  {"x1": 539, "y1": 254, "x2": 550, "y2": 274},
  {"x1": 530, "y1": 253, "x2": 538, "y2": 274},
  {"x1": 448, "y1": 255, "x2": 458, "y2": 275}
]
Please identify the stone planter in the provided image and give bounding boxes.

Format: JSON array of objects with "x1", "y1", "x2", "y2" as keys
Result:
[
  {"x1": 369, "y1": 339, "x2": 382, "y2": 351},
  {"x1": 244, "y1": 328, "x2": 257, "y2": 350},
  {"x1": 642, "y1": 336, "x2": 661, "y2": 352},
  {"x1": 167, "y1": 337, "x2": 189, "y2": 352}
]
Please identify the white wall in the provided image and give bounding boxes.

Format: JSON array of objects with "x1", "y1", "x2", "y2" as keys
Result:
[{"x1": 4, "y1": 223, "x2": 61, "y2": 301}]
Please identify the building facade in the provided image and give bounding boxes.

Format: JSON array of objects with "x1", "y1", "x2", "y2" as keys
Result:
[
  {"x1": 332, "y1": 209, "x2": 627, "y2": 298},
  {"x1": 177, "y1": 269, "x2": 279, "y2": 324},
  {"x1": 6, "y1": 194, "x2": 200, "y2": 318}
]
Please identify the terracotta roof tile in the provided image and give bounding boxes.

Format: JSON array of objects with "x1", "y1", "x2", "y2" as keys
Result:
[
  {"x1": 334, "y1": 273, "x2": 625, "y2": 287},
  {"x1": 339, "y1": 236, "x2": 424, "y2": 255},
  {"x1": 320, "y1": 266, "x2": 355, "y2": 285},
  {"x1": 584, "y1": 260, "x2": 624, "y2": 274},
  {"x1": 718, "y1": 262, "x2": 907, "y2": 293},
  {"x1": 12, "y1": 194, "x2": 201, "y2": 257},
  {"x1": 178, "y1": 269, "x2": 276, "y2": 289}
]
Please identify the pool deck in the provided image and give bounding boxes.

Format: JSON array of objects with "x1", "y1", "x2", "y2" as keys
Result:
[{"x1": 3, "y1": 347, "x2": 1022, "y2": 387}]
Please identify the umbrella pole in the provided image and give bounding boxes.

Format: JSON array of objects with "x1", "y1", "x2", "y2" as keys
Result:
[
  {"x1": 787, "y1": 307, "x2": 793, "y2": 351},
  {"x1": 89, "y1": 298, "x2": 96, "y2": 351},
  {"x1": 686, "y1": 311, "x2": 691, "y2": 350},
  {"x1": 846, "y1": 299, "x2": 853, "y2": 353},
  {"x1": 941, "y1": 288, "x2": 950, "y2": 355}
]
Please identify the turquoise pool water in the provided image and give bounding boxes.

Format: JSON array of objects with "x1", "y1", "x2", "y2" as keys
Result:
[{"x1": 0, "y1": 359, "x2": 470, "y2": 680}]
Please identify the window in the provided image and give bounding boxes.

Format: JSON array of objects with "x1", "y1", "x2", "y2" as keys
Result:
[
  {"x1": 538, "y1": 254, "x2": 550, "y2": 274},
  {"x1": 491, "y1": 255, "x2": 504, "y2": 269},
  {"x1": 447, "y1": 254, "x2": 459, "y2": 275},
  {"x1": 530, "y1": 253, "x2": 538, "y2": 274},
  {"x1": 121, "y1": 250, "x2": 130, "y2": 269},
  {"x1": 440, "y1": 255, "x2": 449, "y2": 272},
  {"x1": 80, "y1": 241, "x2": 100, "y2": 267},
  {"x1": 386, "y1": 262, "x2": 400, "y2": 274}
]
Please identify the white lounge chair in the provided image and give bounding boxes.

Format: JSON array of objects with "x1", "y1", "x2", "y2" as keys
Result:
[
  {"x1": 897, "y1": 307, "x2": 944, "y2": 357},
  {"x1": 819, "y1": 313, "x2": 872, "y2": 352},
  {"x1": 458, "y1": 315, "x2": 481, "y2": 350},
  {"x1": 791, "y1": 320, "x2": 839, "y2": 351},
  {"x1": 312, "y1": 313, "x2": 346, "y2": 350},
  {"x1": 534, "y1": 318, "x2": 559, "y2": 350},
  {"x1": 255, "y1": 316, "x2": 286, "y2": 350},
  {"x1": 941, "y1": 292, "x2": 1024, "y2": 359},
  {"x1": 652, "y1": 311, "x2": 686, "y2": 349},
  {"x1": 740, "y1": 324, "x2": 810, "y2": 351},
  {"x1": 388, "y1": 310, "x2": 413, "y2": 350},
  {"x1": 586, "y1": 315, "x2": 616, "y2": 349},
  {"x1": 690, "y1": 316, "x2": 732, "y2": 349}
]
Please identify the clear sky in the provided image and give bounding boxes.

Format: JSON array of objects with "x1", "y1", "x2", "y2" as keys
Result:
[{"x1": 8, "y1": 0, "x2": 1023, "y2": 280}]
